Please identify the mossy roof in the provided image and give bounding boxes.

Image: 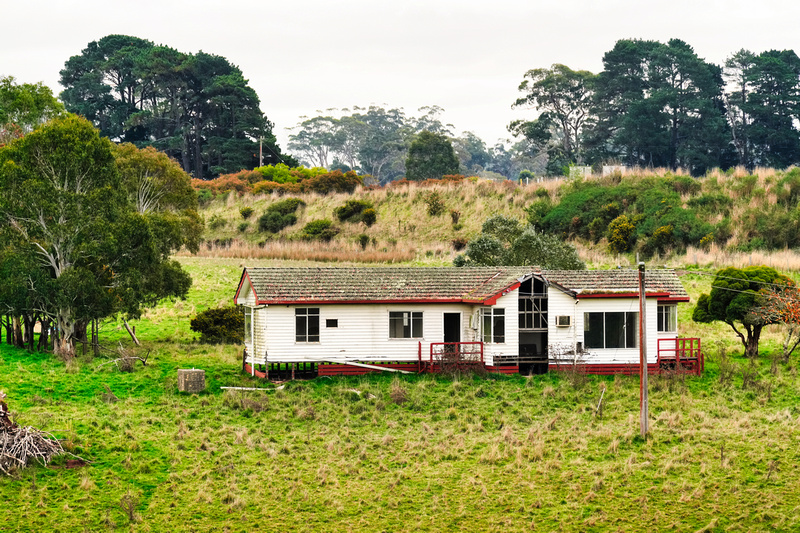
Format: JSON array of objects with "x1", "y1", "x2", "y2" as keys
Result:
[{"x1": 236, "y1": 267, "x2": 688, "y2": 305}]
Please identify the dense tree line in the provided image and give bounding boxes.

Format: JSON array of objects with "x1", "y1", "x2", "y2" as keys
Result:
[
  {"x1": 59, "y1": 35, "x2": 293, "y2": 180},
  {"x1": 513, "y1": 39, "x2": 800, "y2": 175}
]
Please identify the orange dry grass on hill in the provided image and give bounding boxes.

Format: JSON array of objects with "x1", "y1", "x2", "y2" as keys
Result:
[
  {"x1": 181, "y1": 239, "x2": 419, "y2": 263},
  {"x1": 680, "y1": 245, "x2": 800, "y2": 271}
]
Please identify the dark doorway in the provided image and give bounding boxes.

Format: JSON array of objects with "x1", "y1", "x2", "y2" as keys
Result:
[{"x1": 443, "y1": 313, "x2": 461, "y2": 343}]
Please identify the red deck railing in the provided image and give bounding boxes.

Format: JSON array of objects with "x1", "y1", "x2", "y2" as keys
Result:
[
  {"x1": 657, "y1": 337, "x2": 703, "y2": 375},
  {"x1": 418, "y1": 341, "x2": 485, "y2": 373}
]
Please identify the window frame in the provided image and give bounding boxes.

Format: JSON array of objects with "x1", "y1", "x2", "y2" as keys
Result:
[
  {"x1": 481, "y1": 307, "x2": 506, "y2": 344},
  {"x1": 295, "y1": 307, "x2": 320, "y2": 343},
  {"x1": 244, "y1": 307, "x2": 253, "y2": 346},
  {"x1": 583, "y1": 311, "x2": 638, "y2": 349},
  {"x1": 657, "y1": 304, "x2": 677, "y2": 333},
  {"x1": 389, "y1": 311, "x2": 423, "y2": 339}
]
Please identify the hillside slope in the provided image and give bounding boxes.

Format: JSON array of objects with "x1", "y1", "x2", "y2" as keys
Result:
[{"x1": 194, "y1": 168, "x2": 800, "y2": 269}]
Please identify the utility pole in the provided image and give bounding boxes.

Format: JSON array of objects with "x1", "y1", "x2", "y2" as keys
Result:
[
  {"x1": 638, "y1": 262, "x2": 649, "y2": 437},
  {"x1": 259, "y1": 137, "x2": 263, "y2": 167}
]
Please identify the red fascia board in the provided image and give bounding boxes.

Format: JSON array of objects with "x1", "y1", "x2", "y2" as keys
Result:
[
  {"x1": 475, "y1": 281, "x2": 521, "y2": 306},
  {"x1": 576, "y1": 291, "x2": 670, "y2": 299},
  {"x1": 657, "y1": 296, "x2": 691, "y2": 303},
  {"x1": 233, "y1": 270, "x2": 258, "y2": 305},
  {"x1": 258, "y1": 298, "x2": 468, "y2": 305}
]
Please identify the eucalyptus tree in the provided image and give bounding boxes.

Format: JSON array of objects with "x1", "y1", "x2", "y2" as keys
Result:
[
  {"x1": 512, "y1": 64, "x2": 596, "y2": 167},
  {"x1": 0, "y1": 116, "x2": 191, "y2": 359}
]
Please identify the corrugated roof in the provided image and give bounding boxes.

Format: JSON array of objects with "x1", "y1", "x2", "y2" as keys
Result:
[{"x1": 238, "y1": 267, "x2": 688, "y2": 304}]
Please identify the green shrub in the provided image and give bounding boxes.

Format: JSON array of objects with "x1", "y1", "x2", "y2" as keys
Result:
[
  {"x1": 425, "y1": 191, "x2": 446, "y2": 216},
  {"x1": 239, "y1": 207, "x2": 254, "y2": 219},
  {"x1": 268, "y1": 197, "x2": 305, "y2": 215},
  {"x1": 238, "y1": 222, "x2": 249, "y2": 233},
  {"x1": 361, "y1": 208, "x2": 377, "y2": 227},
  {"x1": 334, "y1": 199, "x2": 374, "y2": 222},
  {"x1": 257, "y1": 197, "x2": 304, "y2": 233},
  {"x1": 208, "y1": 214, "x2": 226, "y2": 230},
  {"x1": 607, "y1": 215, "x2": 636, "y2": 254},
  {"x1": 670, "y1": 175, "x2": 701, "y2": 195},
  {"x1": 587, "y1": 217, "x2": 606, "y2": 243},
  {"x1": 258, "y1": 211, "x2": 297, "y2": 233},
  {"x1": 357, "y1": 233, "x2": 370, "y2": 250},
  {"x1": 190, "y1": 306, "x2": 244, "y2": 343},
  {"x1": 302, "y1": 219, "x2": 338, "y2": 241},
  {"x1": 196, "y1": 188, "x2": 214, "y2": 205}
]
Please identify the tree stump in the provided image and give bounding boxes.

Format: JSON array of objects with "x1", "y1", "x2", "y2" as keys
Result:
[{"x1": 177, "y1": 369, "x2": 205, "y2": 393}]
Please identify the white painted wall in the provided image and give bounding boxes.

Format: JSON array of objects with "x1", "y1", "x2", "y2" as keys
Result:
[
  {"x1": 242, "y1": 288, "x2": 522, "y2": 366},
  {"x1": 548, "y1": 289, "x2": 661, "y2": 365}
]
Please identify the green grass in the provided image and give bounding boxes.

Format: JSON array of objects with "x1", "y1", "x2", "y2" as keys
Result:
[{"x1": 3, "y1": 258, "x2": 800, "y2": 531}]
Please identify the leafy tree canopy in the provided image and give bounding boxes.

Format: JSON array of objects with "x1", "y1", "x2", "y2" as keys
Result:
[
  {"x1": 693, "y1": 266, "x2": 791, "y2": 357},
  {"x1": 59, "y1": 35, "x2": 290, "y2": 179},
  {"x1": 405, "y1": 130, "x2": 460, "y2": 181},
  {"x1": 454, "y1": 215, "x2": 585, "y2": 270},
  {"x1": 0, "y1": 76, "x2": 64, "y2": 144}
]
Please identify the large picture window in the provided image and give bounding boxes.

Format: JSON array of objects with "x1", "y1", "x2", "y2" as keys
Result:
[
  {"x1": 584, "y1": 312, "x2": 637, "y2": 349},
  {"x1": 296, "y1": 308, "x2": 320, "y2": 342},
  {"x1": 657, "y1": 305, "x2": 677, "y2": 333},
  {"x1": 389, "y1": 311, "x2": 422, "y2": 338},
  {"x1": 482, "y1": 308, "x2": 505, "y2": 344}
]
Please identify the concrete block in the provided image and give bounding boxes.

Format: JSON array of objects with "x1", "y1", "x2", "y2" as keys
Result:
[{"x1": 178, "y1": 369, "x2": 205, "y2": 393}]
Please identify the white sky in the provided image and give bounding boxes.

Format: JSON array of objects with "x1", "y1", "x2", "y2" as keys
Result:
[{"x1": 3, "y1": 0, "x2": 799, "y2": 151}]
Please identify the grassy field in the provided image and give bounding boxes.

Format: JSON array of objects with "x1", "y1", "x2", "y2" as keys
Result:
[{"x1": 2, "y1": 258, "x2": 800, "y2": 532}]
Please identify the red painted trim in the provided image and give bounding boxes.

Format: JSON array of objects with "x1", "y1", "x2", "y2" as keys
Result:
[
  {"x1": 657, "y1": 296, "x2": 691, "y2": 303},
  {"x1": 576, "y1": 292, "x2": 670, "y2": 299},
  {"x1": 234, "y1": 270, "x2": 258, "y2": 306},
  {"x1": 243, "y1": 363, "x2": 267, "y2": 379}
]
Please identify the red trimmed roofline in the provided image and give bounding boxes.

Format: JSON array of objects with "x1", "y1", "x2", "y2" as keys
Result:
[
  {"x1": 258, "y1": 298, "x2": 482, "y2": 306},
  {"x1": 576, "y1": 291, "x2": 670, "y2": 299},
  {"x1": 234, "y1": 270, "x2": 258, "y2": 305}
]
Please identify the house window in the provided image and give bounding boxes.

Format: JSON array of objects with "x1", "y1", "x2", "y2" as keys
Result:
[
  {"x1": 657, "y1": 305, "x2": 677, "y2": 333},
  {"x1": 244, "y1": 307, "x2": 253, "y2": 345},
  {"x1": 584, "y1": 312, "x2": 638, "y2": 349},
  {"x1": 482, "y1": 308, "x2": 505, "y2": 344},
  {"x1": 326, "y1": 319, "x2": 338, "y2": 328},
  {"x1": 519, "y1": 296, "x2": 547, "y2": 330},
  {"x1": 296, "y1": 308, "x2": 320, "y2": 342},
  {"x1": 389, "y1": 311, "x2": 422, "y2": 338}
]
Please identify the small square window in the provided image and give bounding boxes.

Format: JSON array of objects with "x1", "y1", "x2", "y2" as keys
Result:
[{"x1": 326, "y1": 319, "x2": 338, "y2": 328}]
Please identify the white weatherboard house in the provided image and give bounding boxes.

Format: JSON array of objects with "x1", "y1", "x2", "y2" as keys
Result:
[{"x1": 234, "y1": 267, "x2": 697, "y2": 377}]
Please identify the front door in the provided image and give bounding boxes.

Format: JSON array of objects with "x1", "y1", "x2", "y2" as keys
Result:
[{"x1": 443, "y1": 313, "x2": 461, "y2": 343}]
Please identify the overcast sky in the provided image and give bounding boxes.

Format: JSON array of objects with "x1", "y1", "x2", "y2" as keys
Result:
[{"x1": 3, "y1": 0, "x2": 799, "y2": 151}]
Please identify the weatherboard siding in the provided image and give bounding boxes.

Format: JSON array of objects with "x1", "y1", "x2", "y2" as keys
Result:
[
  {"x1": 548, "y1": 292, "x2": 660, "y2": 365},
  {"x1": 257, "y1": 303, "x2": 480, "y2": 364},
  {"x1": 481, "y1": 291, "x2": 519, "y2": 366}
]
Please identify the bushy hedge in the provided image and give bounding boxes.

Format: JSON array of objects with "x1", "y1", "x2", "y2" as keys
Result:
[
  {"x1": 301, "y1": 219, "x2": 338, "y2": 241},
  {"x1": 257, "y1": 198, "x2": 305, "y2": 233},
  {"x1": 334, "y1": 199, "x2": 375, "y2": 224},
  {"x1": 190, "y1": 306, "x2": 244, "y2": 343}
]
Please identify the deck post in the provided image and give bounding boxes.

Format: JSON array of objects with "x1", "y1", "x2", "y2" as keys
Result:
[{"x1": 638, "y1": 262, "x2": 649, "y2": 438}]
